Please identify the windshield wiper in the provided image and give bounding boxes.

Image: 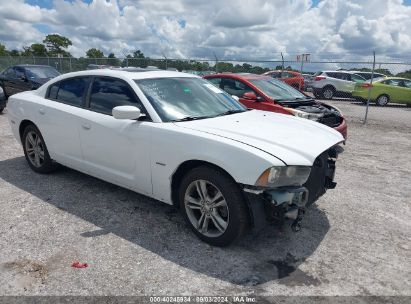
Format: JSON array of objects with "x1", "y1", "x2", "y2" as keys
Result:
[
  {"x1": 171, "y1": 116, "x2": 210, "y2": 122},
  {"x1": 214, "y1": 109, "x2": 245, "y2": 117}
]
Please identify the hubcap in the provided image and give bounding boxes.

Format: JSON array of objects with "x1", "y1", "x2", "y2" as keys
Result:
[
  {"x1": 184, "y1": 180, "x2": 229, "y2": 237},
  {"x1": 25, "y1": 131, "x2": 45, "y2": 168},
  {"x1": 378, "y1": 96, "x2": 388, "y2": 105},
  {"x1": 324, "y1": 89, "x2": 333, "y2": 99}
]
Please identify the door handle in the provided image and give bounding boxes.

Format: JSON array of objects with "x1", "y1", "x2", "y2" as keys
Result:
[
  {"x1": 39, "y1": 108, "x2": 45, "y2": 115},
  {"x1": 81, "y1": 123, "x2": 91, "y2": 130}
]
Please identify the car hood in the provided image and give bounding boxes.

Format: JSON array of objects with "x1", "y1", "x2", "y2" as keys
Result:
[{"x1": 174, "y1": 110, "x2": 344, "y2": 166}]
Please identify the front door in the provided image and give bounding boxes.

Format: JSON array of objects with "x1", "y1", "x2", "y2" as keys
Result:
[{"x1": 78, "y1": 76, "x2": 153, "y2": 195}]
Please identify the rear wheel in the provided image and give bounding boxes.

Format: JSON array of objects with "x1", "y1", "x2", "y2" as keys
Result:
[
  {"x1": 376, "y1": 94, "x2": 389, "y2": 106},
  {"x1": 322, "y1": 86, "x2": 335, "y2": 99},
  {"x1": 0, "y1": 107, "x2": 3, "y2": 113},
  {"x1": 179, "y1": 166, "x2": 249, "y2": 246},
  {"x1": 22, "y1": 124, "x2": 55, "y2": 174}
]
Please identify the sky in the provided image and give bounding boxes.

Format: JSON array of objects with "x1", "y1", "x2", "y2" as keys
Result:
[{"x1": 1, "y1": 0, "x2": 411, "y2": 61}]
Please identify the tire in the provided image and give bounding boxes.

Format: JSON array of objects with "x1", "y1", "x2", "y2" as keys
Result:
[
  {"x1": 22, "y1": 124, "x2": 55, "y2": 174},
  {"x1": 179, "y1": 166, "x2": 249, "y2": 246},
  {"x1": 0, "y1": 107, "x2": 3, "y2": 113},
  {"x1": 375, "y1": 94, "x2": 389, "y2": 106},
  {"x1": 322, "y1": 86, "x2": 335, "y2": 99}
]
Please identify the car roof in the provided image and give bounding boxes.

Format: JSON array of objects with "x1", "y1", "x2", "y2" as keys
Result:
[
  {"x1": 206, "y1": 73, "x2": 271, "y2": 80},
  {"x1": 323, "y1": 70, "x2": 365, "y2": 74},
  {"x1": 14, "y1": 64, "x2": 55, "y2": 68},
  {"x1": 50, "y1": 69, "x2": 200, "y2": 81},
  {"x1": 383, "y1": 77, "x2": 411, "y2": 81}
]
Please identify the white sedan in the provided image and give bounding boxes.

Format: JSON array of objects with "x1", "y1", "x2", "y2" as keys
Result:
[{"x1": 7, "y1": 69, "x2": 344, "y2": 246}]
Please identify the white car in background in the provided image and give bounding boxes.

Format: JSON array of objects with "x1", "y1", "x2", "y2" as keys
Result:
[
  {"x1": 306, "y1": 70, "x2": 366, "y2": 99},
  {"x1": 6, "y1": 70, "x2": 344, "y2": 246}
]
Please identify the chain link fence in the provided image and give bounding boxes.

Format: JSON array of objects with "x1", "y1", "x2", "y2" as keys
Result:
[{"x1": 1, "y1": 54, "x2": 410, "y2": 120}]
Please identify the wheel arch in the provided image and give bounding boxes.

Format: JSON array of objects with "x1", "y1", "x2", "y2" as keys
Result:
[
  {"x1": 170, "y1": 159, "x2": 238, "y2": 208},
  {"x1": 19, "y1": 119, "x2": 37, "y2": 141}
]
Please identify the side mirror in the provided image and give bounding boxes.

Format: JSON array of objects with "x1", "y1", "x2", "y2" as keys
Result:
[
  {"x1": 242, "y1": 92, "x2": 263, "y2": 102},
  {"x1": 112, "y1": 106, "x2": 143, "y2": 120}
]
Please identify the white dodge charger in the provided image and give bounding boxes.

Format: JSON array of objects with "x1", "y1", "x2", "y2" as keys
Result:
[{"x1": 7, "y1": 69, "x2": 344, "y2": 246}]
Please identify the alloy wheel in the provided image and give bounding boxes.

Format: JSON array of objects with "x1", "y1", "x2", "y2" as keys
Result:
[
  {"x1": 323, "y1": 89, "x2": 334, "y2": 99},
  {"x1": 184, "y1": 179, "x2": 229, "y2": 237},
  {"x1": 25, "y1": 131, "x2": 45, "y2": 168}
]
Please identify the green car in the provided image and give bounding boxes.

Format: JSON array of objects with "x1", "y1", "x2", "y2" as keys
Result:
[{"x1": 352, "y1": 77, "x2": 411, "y2": 106}]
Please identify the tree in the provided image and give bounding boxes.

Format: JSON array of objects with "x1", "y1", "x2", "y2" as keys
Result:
[
  {"x1": 132, "y1": 50, "x2": 145, "y2": 58},
  {"x1": 108, "y1": 53, "x2": 116, "y2": 58},
  {"x1": 43, "y1": 34, "x2": 72, "y2": 57},
  {"x1": 0, "y1": 43, "x2": 8, "y2": 56},
  {"x1": 86, "y1": 48, "x2": 104, "y2": 58},
  {"x1": 9, "y1": 50, "x2": 20, "y2": 57},
  {"x1": 31, "y1": 43, "x2": 48, "y2": 56}
]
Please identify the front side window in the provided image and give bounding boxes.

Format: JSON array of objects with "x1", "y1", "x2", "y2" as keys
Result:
[
  {"x1": 54, "y1": 77, "x2": 90, "y2": 107},
  {"x1": 89, "y1": 77, "x2": 141, "y2": 115},
  {"x1": 135, "y1": 77, "x2": 245, "y2": 122},
  {"x1": 14, "y1": 67, "x2": 25, "y2": 79},
  {"x1": 249, "y1": 78, "x2": 307, "y2": 101},
  {"x1": 220, "y1": 79, "x2": 255, "y2": 97}
]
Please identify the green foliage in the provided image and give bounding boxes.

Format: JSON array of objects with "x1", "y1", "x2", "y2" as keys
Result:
[
  {"x1": 108, "y1": 53, "x2": 116, "y2": 58},
  {"x1": 31, "y1": 43, "x2": 48, "y2": 56},
  {"x1": 132, "y1": 50, "x2": 145, "y2": 58},
  {"x1": 0, "y1": 43, "x2": 7, "y2": 56},
  {"x1": 9, "y1": 50, "x2": 20, "y2": 57},
  {"x1": 396, "y1": 69, "x2": 411, "y2": 79},
  {"x1": 43, "y1": 34, "x2": 72, "y2": 57},
  {"x1": 86, "y1": 48, "x2": 104, "y2": 58}
]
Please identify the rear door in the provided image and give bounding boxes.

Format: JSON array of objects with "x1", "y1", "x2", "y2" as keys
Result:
[
  {"x1": 40, "y1": 76, "x2": 90, "y2": 167},
  {"x1": 77, "y1": 76, "x2": 153, "y2": 194},
  {"x1": 13, "y1": 67, "x2": 32, "y2": 93}
]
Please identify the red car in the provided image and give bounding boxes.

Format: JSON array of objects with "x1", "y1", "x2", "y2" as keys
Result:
[
  {"x1": 204, "y1": 73, "x2": 347, "y2": 139},
  {"x1": 263, "y1": 70, "x2": 305, "y2": 90}
]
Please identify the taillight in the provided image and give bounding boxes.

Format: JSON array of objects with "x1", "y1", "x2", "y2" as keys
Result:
[
  {"x1": 361, "y1": 83, "x2": 373, "y2": 88},
  {"x1": 314, "y1": 76, "x2": 326, "y2": 81}
]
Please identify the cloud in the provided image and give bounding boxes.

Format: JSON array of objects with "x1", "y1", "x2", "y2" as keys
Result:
[{"x1": 0, "y1": 0, "x2": 410, "y2": 61}]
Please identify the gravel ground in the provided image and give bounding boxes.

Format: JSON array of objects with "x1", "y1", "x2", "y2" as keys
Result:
[{"x1": 0, "y1": 100, "x2": 410, "y2": 297}]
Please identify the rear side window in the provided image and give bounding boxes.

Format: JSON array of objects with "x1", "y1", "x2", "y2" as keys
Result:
[
  {"x1": 89, "y1": 77, "x2": 141, "y2": 115},
  {"x1": 48, "y1": 77, "x2": 90, "y2": 107}
]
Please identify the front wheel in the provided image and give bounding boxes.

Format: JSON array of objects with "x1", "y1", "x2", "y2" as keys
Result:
[
  {"x1": 22, "y1": 124, "x2": 56, "y2": 174},
  {"x1": 179, "y1": 166, "x2": 249, "y2": 246},
  {"x1": 0, "y1": 107, "x2": 3, "y2": 113}
]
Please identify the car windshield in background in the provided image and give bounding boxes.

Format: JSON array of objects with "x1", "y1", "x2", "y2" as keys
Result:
[
  {"x1": 250, "y1": 79, "x2": 307, "y2": 101},
  {"x1": 25, "y1": 66, "x2": 60, "y2": 79},
  {"x1": 135, "y1": 77, "x2": 246, "y2": 122}
]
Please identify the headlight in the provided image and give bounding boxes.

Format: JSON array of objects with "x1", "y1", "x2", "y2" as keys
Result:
[
  {"x1": 255, "y1": 166, "x2": 311, "y2": 188},
  {"x1": 285, "y1": 108, "x2": 322, "y2": 121}
]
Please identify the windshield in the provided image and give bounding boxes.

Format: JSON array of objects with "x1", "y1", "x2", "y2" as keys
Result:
[
  {"x1": 249, "y1": 78, "x2": 307, "y2": 101},
  {"x1": 135, "y1": 77, "x2": 246, "y2": 122},
  {"x1": 25, "y1": 66, "x2": 60, "y2": 79}
]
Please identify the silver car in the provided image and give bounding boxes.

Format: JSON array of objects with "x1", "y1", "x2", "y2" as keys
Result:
[{"x1": 306, "y1": 71, "x2": 366, "y2": 99}]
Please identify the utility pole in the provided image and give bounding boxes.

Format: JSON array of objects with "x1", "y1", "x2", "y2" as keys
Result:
[
  {"x1": 213, "y1": 52, "x2": 218, "y2": 73},
  {"x1": 364, "y1": 51, "x2": 376, "y2": 124}
]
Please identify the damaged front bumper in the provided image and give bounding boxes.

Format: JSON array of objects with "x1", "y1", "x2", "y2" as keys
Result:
[{"x1": 243, "y1": 145, "x2": 343, "y2": 232}]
